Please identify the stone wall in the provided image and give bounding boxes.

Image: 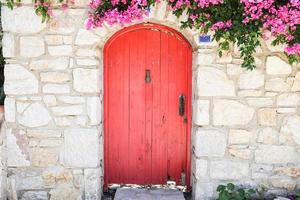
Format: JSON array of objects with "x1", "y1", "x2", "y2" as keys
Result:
[{"x1": 1, "y1": 1, "x2": 300, "y2": 199}]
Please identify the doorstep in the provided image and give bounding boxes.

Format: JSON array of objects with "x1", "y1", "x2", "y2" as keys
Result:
[{"x1": 114, "y1": 188, "x2": 185, "y2": 200}]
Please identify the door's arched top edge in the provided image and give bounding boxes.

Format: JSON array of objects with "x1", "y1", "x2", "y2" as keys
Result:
[{"x1": 104, "y1": 23, "x2": 194, "y2": 51}]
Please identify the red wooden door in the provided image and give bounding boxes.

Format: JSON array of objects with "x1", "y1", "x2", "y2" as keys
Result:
[{"x1": 104, "y1": 24, "x2": 192, "y2": 188}]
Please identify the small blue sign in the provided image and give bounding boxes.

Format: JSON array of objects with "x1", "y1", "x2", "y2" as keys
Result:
[{"x1": 199, "y1": 35, "x2": 211, "y2": 43}]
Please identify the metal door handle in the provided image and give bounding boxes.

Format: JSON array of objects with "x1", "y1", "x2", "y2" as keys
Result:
[{"x1": 179, "y1": 94, "x2": 185, "y2": 116}]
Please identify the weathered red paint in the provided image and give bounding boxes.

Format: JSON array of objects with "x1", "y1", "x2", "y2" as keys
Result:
[{"x1": 104, "y1": 23, "x2": 192, "y2": 189}]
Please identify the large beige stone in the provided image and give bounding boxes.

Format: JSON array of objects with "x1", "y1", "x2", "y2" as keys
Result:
[
  {"x1": 75, "y1": 48, "x2": 97, "y2": 57},
  {"x1": 280, "y1": 116, "x2": 300, "y2": 145},
  {"x1": 75, "y1": 29, "x2": 99, "y2": 45},
  {"x1": 4, "y1": 64, "x2": 38, "y2": 95},
  {"x1": 84, "y1": 168, "x2": 102, "y2": 199},
  {"x1": 21, "y1": 191, "x2": 48, "y2": 200},
  {"x1": 40, "y1": 72, "x2": 70, "y2": 83},
  {"x1": 7, "y1": 129, "x2": 30, "y2": 167},
  {"x1": 292, "y1": 72, "x2": 300, "y2": 91},
  {"x1": 48, "y1": 45, "x2": 73, "y2": 56},
  {"x1": 58, "y1": 96, "x2": 85, "y2": 104},
  {"x1": 52, "y1": 105, "x2": 84, "y2": 116},
  {"x1": 197, "y1": 67, "x2": 235, "y2": 96},
  {"x1": 5, "y1": 97, "x2": 15, "y2": 123},
  {"x1": 18, "y1": 102, "x2": 51, "y2": 128},
  {"x1": 228, "y1": 146, "x2": 251, "y2": 160},
  {"x1": 210, "y1": 160, "x2": 249, "y2": 179},
  {"x1": 30, "y1": 147, "x2": 59, "y2": 167},
  {"x1": 42, "y1": 166, "x2": 73, "y2": 187},
  {"x1": 29, "y1": 57, "x2": 69, "y2": 71},
  {"x1": 271, "y1": 178, "x2": 296, "y2": 191},
  {"x1": 258, "y1": 108, "x2": 277, "y2": 126},
  {"x1": 2, "y1": 33, "x2": 15, "y2": 57},
  {"x1": 73, "y1": 68, "x2": 99, "y2": 93},
  {"x1": 238, "y1": 70, "x2": 264, "y2": 89},
  {"x1": 251, "y1": 164, "x2": 273, "y2": 179},
  {"x1": 277, "y1": 93, "x2": 300, "y2": 107},
  {"x1": 257, "y1": 127, "x2": 278, "y2": 145},
  {"x1": 255, "y1": 145, "x2": 297, "y2": 164},
  {"x1": 61, "y1": 128, "x2": 99, "y2": 167},
  {"x1": 27, "y1": 129, "x2": 61, "y2": 138},
  {"x1": 49, "y1": 183, "x2": 81, "y2": 200},
  {"x1": 246, "y1": 97, "x2": 274, "y2": 107},
  {"x1": 194, "y1": 100, "x2": 209, "y2": 125},
  {"x1": 265, "y1": 78, "x2": 290, "y2": 92},
  {"x1": 9, "y1": 169, "x2": 44, "y2": 191},
  {"x1": 228, "y1": 129, "x2": 251, "y2": 144},
  {"x1": 49, "y1": 18, "x2": 76, "y2": 34},
  {"x1": 195, "y1": 129, "x2": 226, "y2": 157},
  {"x1": 43, "y1": 84, "x2": 70, "y2": 94},
  {"x1": 20, "y1": 36, "x2": 45, "y2": 58},
  {"x1": 1, "y1": 7, "x2": 46, "y2": 33},
  {"x1": 266, "y1": 56, "x2": 292, "y2": 75},
  {"x1": 45, "y1": 35, "x2": 63, "y2": 45},
  {"x1": 87, "y1": 97, "x2": 101, "y2": 125},
  {"x1": 193, "y1": 159, "x2": 208, "y2": 180},
  {"x1": 213, "y1": 100, "x2": 254, "y2": 126},
  {"x1": 76, "y1": 58, "x2": 99, "y2": 66},
  {"x1": 273, "y1": 167, "x2": 300, "y2": 178},
  {"x1": 193, "y1": 181, "x2": 214, "y2": 200}
]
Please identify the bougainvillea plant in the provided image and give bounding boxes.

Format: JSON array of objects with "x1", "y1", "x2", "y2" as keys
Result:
[{"x1": 6, "y1": 0, "x2": 300, "y2": 70}]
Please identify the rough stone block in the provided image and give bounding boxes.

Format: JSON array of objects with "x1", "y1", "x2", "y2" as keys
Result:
[
  {"x1": 20, "y1": 36, "x2": 45, "y2": 58},
  {"x1": 73, "y1": 68, "x2": 99, "y2": 93},
  {"x1": 5, "y1": 97, "x2": 15, "y2": 123},
  {"x1": 18, "y1": 102, "x2": 51, "y2": 128},
  {"x1": 197, "y1": 67, "x2": 235, "y2": 97},
  {"x1": 255, "y1": 145, "x2": 297, "y2": 164},
  {"x1": 277, "y1": 93, "x2": 300, "y2": 107},
  {"x1": 52, "y1": 105, "x2": 84, "y2": 116},
  {"x1": 40, "y1": 72, "x2": 70, "y2": 83},
  {"x1": 257, "y1": 127, "x2": 278, "y2": 145},
  {"x1": 4, "y1": 64, "x2": 38, "y2": 95},
  {"x1": 29, "y1": 57, "x2": 69, "y2": 71},
  {"x1": 258, "y1": 108, "x2": 277, "y2": 126},
  {"x1": 48, "y1": 45, "x2": 73, "y2": 56},
  {"x1": 280, "y1": 116, "x2": 300, "y2": 145},
  {"x1": 7, "y1": 129, "x2": 30, "y2": 167},
  {"x1": 213, "y1": 100, "x2": 254, "y2": 126},
  {"x1": 75, "y1": 29, "x2": 99, "y2": 45},
  {"x1": 228, "y1": 129, "x2": 251, "y2": 145},
  {"x1": 195, "y1": 129, "x2": 226, "y2": 157},
  {"x1": 43, "y1": 84, "x2": 70, "y2": 94},
  {"x1": 84, "y1": 168, "x2": 102, "y2": 200},
  {"x1": 210, "y1": 160, "x2": 249, "y2": 180},
  {"x1": 266, "y1": 56, "x2": 292, "y2": 75},
  {"x1": 2, "y1": 33, "x2": 15, "y2": 57},
  {"x1": 266, "y1": 78, "x2": 290, "y2": 92},
  {"x1": 238, "y1": 70, "x2": 264, "y2": 89},
  {"x1": 61, "y1": 128, "x2": 99, "y2": 167},
  {"x1": 1, "y1": 7, "x2": 46, "y2": 33},
  {"x1": 193, "y1": 100, "x2": 209, "y2": 126},
  {"x1": 87, "y1": 97, "x2": 101, "y2": 125}
]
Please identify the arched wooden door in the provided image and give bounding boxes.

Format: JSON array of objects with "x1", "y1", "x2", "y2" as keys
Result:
[{"x1": 104, "y1": 23, "x2": 192, "y2": 188}]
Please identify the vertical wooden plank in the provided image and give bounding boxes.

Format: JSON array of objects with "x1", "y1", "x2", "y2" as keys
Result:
[
  {"x1": 128, "y1": 30, "x2": 148, "y2": 184},
  {"x1": 106, "y1": 33, "x2": 130, "y2": 183},
  {"x1": 148, "y1": 30, "x2": 166, "y2": 184}
]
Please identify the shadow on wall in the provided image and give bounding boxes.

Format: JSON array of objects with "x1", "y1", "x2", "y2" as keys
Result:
[{"x1": 0, "y1": 4, "x2": 6, "y2": 105}]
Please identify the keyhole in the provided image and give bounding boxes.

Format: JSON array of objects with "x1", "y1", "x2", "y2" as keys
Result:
[{"x1": 145, "y1": 69, "x2": 151, "y2": 83}]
